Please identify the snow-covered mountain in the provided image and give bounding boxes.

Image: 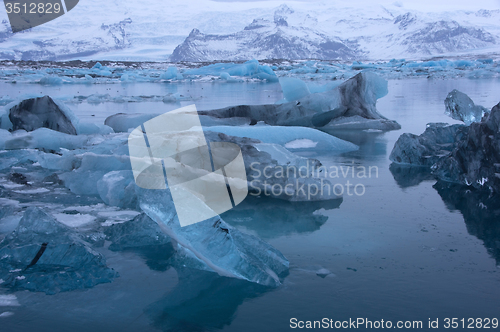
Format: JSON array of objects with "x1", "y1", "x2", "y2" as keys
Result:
[
  {"x1": 0, "y1": 0, "x2": 498, "y2": 62},
  {"x1": 171, "y1": 18, "x2": 362, "y2": 61}
]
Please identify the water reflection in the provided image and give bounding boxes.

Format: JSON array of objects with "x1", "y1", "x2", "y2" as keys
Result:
[
  {"x1": 389, "y1": 163, "x2": 435, "y2": 189},
  {"x1": 145, "y1": 268, "x2": 273, "y2": 332},
  {"x1": 321, "y1": 129, "x2": 388, "y2": 160},
  {"x1": 433, "y1": 181, "x2": 500, "y2": 265},
  {"x1": 221, "y1": 196, "x2": 342, "y2": 239}
]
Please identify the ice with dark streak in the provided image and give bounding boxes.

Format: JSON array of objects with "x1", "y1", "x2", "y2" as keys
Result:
[
  {"x1": 6, "y1": 96, "x2": 77, "y2": 135},
  {"x1": 0, "y1": 207, "x2": 117, "y2": 295},
  {"x1": 198, "y1": 72, "x2": 401, "y2": 131}
]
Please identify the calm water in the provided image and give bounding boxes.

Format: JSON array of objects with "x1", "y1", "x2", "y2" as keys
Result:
[{"x1": 1, "y1": 78, "x2": 500, "y2": 331}]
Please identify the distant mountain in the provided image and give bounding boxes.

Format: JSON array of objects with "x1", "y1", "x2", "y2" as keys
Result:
[
  {"x1": 393, "y1": 15, "x2": 496, "y2": 56},
  {"x1": 171, "y1": 5, "x2": 497, "y2": 61},
  {"x1": 0, "y1": 18, "x2": 131, "y2": 61},
  {"x1": 0, "y1": 1, "x2": 498, "y2": 62},
  {"x1": 171, "y1": 16, "x2": 361, "y2": 62}
]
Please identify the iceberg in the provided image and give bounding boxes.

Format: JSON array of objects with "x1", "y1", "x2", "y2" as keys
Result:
[
  {"x1": 199, "y1": 72, "x2": 400, "y2": 131},
  {"x1": 432, "y1": 102, "x2": 500, "y2": 193},
  {"x1": 97, "y1": 170, "x2": 138, "y2": 209},
  {"x1": 104, "y1": 213, "x2": 171, "y2": 251},
  {"x1": 389, "y1": 123, "x2": 466, "y2": 166},
  {"x1": 184, "y1": 60, "x2": 278, "y2": 82},
  {"x1": 160, "y1": 67, "x2": 182, "y2": 80},
  {"x1": 279, "y1": 77, "x2": 310, "y2": 102},
  {"x1": 206, "y1": 125, "x2": 358, "y2": 153},
  {"x1": 7, "y1": 96, "x2": 77, "y2": 135},
  {"x1": 203, "y1": 131, "x2": 342, "y2": 202},
  {"x1": 445, "y1": 89, "x2": 489, "y2": 125},
  {"x1": 0, "y1": 207, "x2": 117, "y2": 294},
  {"x1": 3, "y1": 128, "x2": 89, "y2": 151},
  {"x1": 136, "y1": 186, "x2": 289, "y2": 287},
  {"x1": 105, "y1": 113, "x2": 158, "y2": 133}
]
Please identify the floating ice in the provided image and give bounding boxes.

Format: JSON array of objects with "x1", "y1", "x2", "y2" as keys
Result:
[
  {"x1": 390, "y1": 123, "x2": 466, "y2": 166},
  {"x1": 137, "y1": 186, "x2": 289, "y2": 287},
  {"x1": 206, "y1": 125, "x2": 358, "y2": 153},
  {"x1": 279, "y1": 77, "x2": 310, "y2": 102},
  {"x1": 7, "y1": 96, "x2": 77, "y2": 135},
  {"x1": 200, "y1": 72, "x2": 400, "y2": 131},
  {"x1": 53, "y1": 213, "x2": 96, "y2": 228},
  {"x1": 433, "y1": 102, "x2": 500, "y2": 193},
  {"x1": 97, "y1": 170, "x2": 138, "y2": 209},
  {"x1": 204, "y1": 131, "x2": 342, "y2": 202},
  {"x1": 0, "y1": 295, "x2": 19, "y2": 307},
  {"x1": 160, "y1": 67, "x2": 180, "y2": 80},
  {"x1": 444, "y1": 89, "x2": 490, "y2": 125},
  {"x1": 104, "y1": 213, "x2": 171, "y2": 251},
  {"x1": 3, "y1": 128, "x2": 88, "y2": 151},
  {"x1": 105, "y1": 113, "x2": 158, "y2": 133},
  {"x1": 184, "y1": 60, "x2": 278, "y2": 82},
  {"x1": 0, "y1": 207, "x2": 117, "y2": 294}
]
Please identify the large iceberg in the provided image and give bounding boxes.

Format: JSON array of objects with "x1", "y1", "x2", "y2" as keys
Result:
[
  {"x1": 389, "y1": 100, "x2": 500, "y2": 194},
  {"x1": 432, "y1": 102, "x2": 500, "y2": 193},
  {"x1": 137, "y1": 186, "x2": 289, "y2": 287},
  {"x1": 6, "y1": 96, "x2": 77, "y2": 135},
  {"x1": 389, "y1": 123, "x2": 466, "y2": 166},
  {"x1": 0, "y1": 207, "x2": 117, "y2": 294},
  {"x1": 444, "y1": 89, "x2": 490, "y2": 125},
  {"x1": 199, "y1": 72, "x2": 400, "y2": 131},
  {"x1": 204, "y1": 131, "x2": 343, "y2": 202}
]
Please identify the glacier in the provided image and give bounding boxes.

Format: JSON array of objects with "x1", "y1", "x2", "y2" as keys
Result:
[{"x1": 390, "y1": 123, "x2": 467, "y2": 167}]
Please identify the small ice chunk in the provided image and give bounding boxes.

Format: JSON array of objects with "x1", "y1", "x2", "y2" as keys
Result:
[
  {"x1": 0, "y1": 312, "x2": 14, "y2": 318},
  {"x1": 12, "y1": 188, "x2": 50, "y2": 194},
  {"x1": 316, "y1": 268, "x2": 332, "y2": 278},
  {"x1": 104, "y1": 113, "x2": 158, "y2": 133},
  {"x1": 279, "y1": 77, "x2": 310, "y2": 102},
  {"x1": 444, "y1": 89, "x2": 489, "y2": 125},
  {"x1": 160, "y1": 67, "x2": 180, "y2": 80},
  {"x1": 0, "y1": 295, "x2": 19, "y2": 306},
  {"x1": 97, "y1": 171, "x2": 137, "y2": 209}
]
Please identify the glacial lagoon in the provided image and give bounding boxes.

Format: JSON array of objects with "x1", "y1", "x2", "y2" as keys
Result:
[{"x1": 1, "y1": 77, "x2": 500, "y2": 331}]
